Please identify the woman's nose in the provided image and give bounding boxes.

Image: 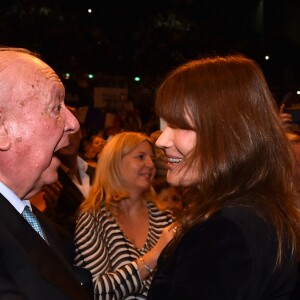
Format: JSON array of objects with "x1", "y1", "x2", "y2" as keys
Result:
[
  {"x1": 156, "y1": 126, "x2": 173, "y2": 149},
  {"x1": 146, "y1": 156, "x2": 155, "y2": 168}
]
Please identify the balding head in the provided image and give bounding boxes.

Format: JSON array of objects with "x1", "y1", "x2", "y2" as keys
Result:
[
  {"x1": 0, "y1": 48, "x2": 61, "y2": 111},
  {"x1": 0, "y1": 47, "x2": 79, "y2": 199}
]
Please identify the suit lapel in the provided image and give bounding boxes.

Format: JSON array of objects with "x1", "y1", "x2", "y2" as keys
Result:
[
  {"x1": 86, "y1": 165, "x2": 95, "y2": 182},
  {"x1": 0, "y1": 194, "x2": 90, "y2": 299},
  {"x1": 58, "y1": 168, "x2": 84, "y2": 206}
]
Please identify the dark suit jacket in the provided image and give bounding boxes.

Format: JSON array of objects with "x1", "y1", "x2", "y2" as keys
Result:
[
  {"x1": 148, "y1": 206, "x2": 298, "y2": 300},
  {"x1": 45, "y1": 165, "x2": 95, "y2": 236},
  {"x1": 0, "y1": 194, "x2": 92, "y2": 300}
]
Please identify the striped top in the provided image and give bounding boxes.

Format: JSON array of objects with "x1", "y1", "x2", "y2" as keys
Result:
[{"x1": 74, "y1": 201, "x2": 174, "y2": 300}]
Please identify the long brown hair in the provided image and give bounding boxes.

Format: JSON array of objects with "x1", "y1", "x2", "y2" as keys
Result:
[{"x1": 156, "y1": 55, "x2": 300, "y2": 265}]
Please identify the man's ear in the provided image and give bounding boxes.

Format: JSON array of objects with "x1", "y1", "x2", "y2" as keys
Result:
[{"x1": 0, "y1": 113, "x2": 10, "y2": 150}]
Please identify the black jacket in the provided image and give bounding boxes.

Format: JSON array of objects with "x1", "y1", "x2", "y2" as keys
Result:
[
  {"x1": 148, "y1": 206, "x2": 298, "y2": 300},
  {"x1": 0, "y1": 194, "x2": 92, "y2": 300},
  {"x1": 45, "y1": 165, "x2": 95, "y2": 236}
]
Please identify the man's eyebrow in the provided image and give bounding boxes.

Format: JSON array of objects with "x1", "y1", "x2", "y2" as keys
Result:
[{"x1": 51, "y1": 87, "x2": 64, "y2": 101}]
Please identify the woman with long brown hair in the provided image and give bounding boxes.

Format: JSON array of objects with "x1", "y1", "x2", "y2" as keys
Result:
[{"x1": 147, "y1": 55, "x2": 300, "y2": 299}]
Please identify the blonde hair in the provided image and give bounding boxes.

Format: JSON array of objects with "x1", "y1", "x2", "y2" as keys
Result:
[{"x1": 79, "y1": 131, "x2": 154, "y2": 213}]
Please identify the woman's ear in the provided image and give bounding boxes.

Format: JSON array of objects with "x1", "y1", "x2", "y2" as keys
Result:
[{"x1": 0, "y1": 113, "x2": 11, "y2": 150}]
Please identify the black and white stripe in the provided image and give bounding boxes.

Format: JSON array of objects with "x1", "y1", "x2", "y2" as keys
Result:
[{"x1": 75, "y1": 201, "x2": 174, "y2": 300}]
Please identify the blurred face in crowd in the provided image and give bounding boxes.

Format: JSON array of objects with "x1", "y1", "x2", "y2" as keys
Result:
[
  {"x1": 91, "y1": 136, "x2": 106, "y2": 154},
  {"x1": 157, "y1": 186, "x2": 182, "y2": 213},
  {"x1": 121, "y1": 141, "x2": 156, "y2": 194},
  {"x1": 0, "y1": 52, "x2": 79, "y2": 199}
]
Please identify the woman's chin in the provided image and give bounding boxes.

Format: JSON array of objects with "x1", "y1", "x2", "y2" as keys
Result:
[
  {"x1": 167, "y1": 170, "x2": 197, "y2": 187},
  {"x1": 166, "y1": 173, "x2": 181, "y2": 187}
]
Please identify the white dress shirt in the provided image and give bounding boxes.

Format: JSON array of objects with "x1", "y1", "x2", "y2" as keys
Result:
[
  {"x1": 60, "y1": 156, "x2": 91, "y2": 199},
  {"x1": 0, "y1": 181, "x2": 32, "y2": 213}
]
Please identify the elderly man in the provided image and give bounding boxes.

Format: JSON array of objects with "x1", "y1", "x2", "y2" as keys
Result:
[{"x1": 0, "y1": 48, "x2": 91, "y2": 299}]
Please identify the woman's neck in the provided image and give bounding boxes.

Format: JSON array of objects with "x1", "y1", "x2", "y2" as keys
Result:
[{"x1": 116, "y1": 195, "x2": 147, "y2": 216}]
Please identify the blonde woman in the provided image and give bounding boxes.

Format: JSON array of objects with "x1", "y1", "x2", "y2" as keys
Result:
[{"x1": 74, "y1": 132, "x2": 175, "y2": 299}]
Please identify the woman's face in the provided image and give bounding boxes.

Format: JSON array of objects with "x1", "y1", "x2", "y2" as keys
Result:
[
  {"x1": 156, "y1": 121, "x2": 197, "y2": 187},
  {"x1": 121, "y1": 141, "x2": 156, "y2": 194},
  {"x1": 92, "y1": 136, "x2": 106, "y2": 154}
]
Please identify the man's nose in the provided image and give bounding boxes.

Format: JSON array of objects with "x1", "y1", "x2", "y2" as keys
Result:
[{"x1": 64, "y1": 106, "x2": 80, "y2": 134}]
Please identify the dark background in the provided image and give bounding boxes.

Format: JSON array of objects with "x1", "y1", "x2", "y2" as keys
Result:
[{"x1": 0, "y1": 0, "x2": 299, "y2": 123}]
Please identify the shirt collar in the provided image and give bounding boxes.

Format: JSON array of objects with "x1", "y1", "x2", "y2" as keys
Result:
[
  {"x1": 77, "y1": 155, "x2": 88, "y2": 172},
  {"x1": 0, "y1": 181, "x2": 31, "y2": 213}
]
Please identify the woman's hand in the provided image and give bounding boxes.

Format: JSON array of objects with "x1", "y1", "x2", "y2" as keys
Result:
[{"x1": 137, "y1": 222, "x2": 178, "y2": 279}]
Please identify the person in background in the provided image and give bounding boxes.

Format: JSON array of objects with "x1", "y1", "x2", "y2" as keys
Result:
[
  {"x1": 285, "y1": 132, "x2": 300, "y2": 190},
  {"x1": 279, "y1": 101, "x2": 300, "y2": 192},
  {"x1": 279, "y1": 110, "x2": 300, "y2": 300},
  {"x1": 279, "y1": 104, "x2": 300, "y2": 134},
  {"x1": 74, "y1": 131, "x2": 175, "y2": 299},
  {"x1": 31, "y1": 106, "x2": 96, "y2": 236},
  {"x1": 279, "y1": 104, "x2": 300, "y2": 191},
  {"x1": 147, "y1": 55, "x2": 300, "y2": 299},
  {"x1": 0, "y1": 47, "x2": 91, "y2": 299},
  {"x1": 152, "y1": 177, "x2": 182, "y2": 218},
  {"x1": 80, "y1": 134, "x2": 106, "y2": 168},
  {"x1": 49, "y1": 127, "x2": 95, "y2": 236}
]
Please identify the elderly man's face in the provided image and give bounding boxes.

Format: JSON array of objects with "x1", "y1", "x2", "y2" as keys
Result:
[{"x1": 2, "y1": 54, "x2": 79, "y2": 199}]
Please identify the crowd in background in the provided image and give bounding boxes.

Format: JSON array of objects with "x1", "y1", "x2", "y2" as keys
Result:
[
  {"x1": 2, "y1": 47, "x2": 300, "y2": 300},
  {"x1": 73, "y1": 107, "x2": 183, "y2": 216}
]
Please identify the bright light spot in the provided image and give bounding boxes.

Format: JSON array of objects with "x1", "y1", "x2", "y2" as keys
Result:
[
  {"x1": 134, "y1": 76, "x2": 141, "y2": 82},
  {"x1": 88, "y1": 9, "x2": 92, "y2": 13},
  {"x1": 88, "y1": 74, "x2": 94, "y2": 79},
  {"x1": 297, "y1": 91, "x2": 300, "y2": 95},
  {"x1": 65, "y1": 72, "x2": 70, "y2": 79},
  {"x1": 265, "y1": 55, "x2": 270, "y2": 60}
]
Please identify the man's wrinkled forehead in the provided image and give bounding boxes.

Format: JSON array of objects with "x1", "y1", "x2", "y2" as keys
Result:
[
  {"x1": 2, "y1": 51, "x2": 59, "y2": 81},
  {"x1": 7, "y1": 54, "x2": 64, "y2": 102}
]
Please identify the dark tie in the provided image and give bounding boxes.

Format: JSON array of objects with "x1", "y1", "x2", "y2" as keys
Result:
[{"x1": 22, "y1": 206, "x2": 49, "y2": 243}]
